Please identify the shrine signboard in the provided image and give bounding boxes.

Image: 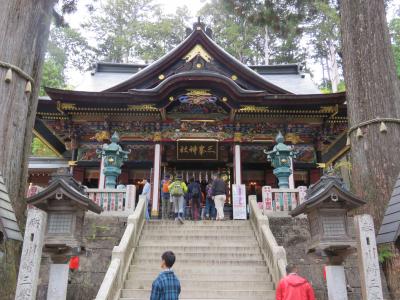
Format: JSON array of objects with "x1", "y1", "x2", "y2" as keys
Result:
[{"x1": 177, "y1": 140, "x2": 218, "y2": 160}]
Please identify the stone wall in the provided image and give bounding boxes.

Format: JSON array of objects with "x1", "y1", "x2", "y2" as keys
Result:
[
  {"x1": 269, "y1": 216, "x2": 391, "y2": 300},
  {"x1": 36, "y1": 213, "x2": 127, "y2": 300}
]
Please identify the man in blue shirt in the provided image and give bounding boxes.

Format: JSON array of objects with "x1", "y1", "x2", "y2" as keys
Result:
[{"x1": 150, "y1": 251, "x2": 181, "y2": 300}]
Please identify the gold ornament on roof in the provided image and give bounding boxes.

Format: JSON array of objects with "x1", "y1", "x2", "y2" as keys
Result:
[
  {"x1": 234, "y1": 132, "x2": 242, "y2": 142},
  {"x1": 183, "y1": 44, "x2": 213, "y2": 63},
  {"x1": 57, "y1": 102, "x2": 77, "y2": 111},
  {"x1": 186, "y1": 89, "x2": 212, "y2": 96},
  {"x1": 153, "y1": 132, "x2": 162, "y2": 142},
  {"x1": 239, "y1": 105, "x2": 269, "y2": 113},
  {"x1": 127, "y1": 104, "x2": 157, "y2": 111},
  {"x1": 285, "y1": 133, "x2": 303, "y2": 144},
  {"x1": 158, "y1": 74, "x2": 165, "y2": 80},
  {"x1": 231, "y1": 74, "x2": 238, "y2": 81},
  {"x1": 92, "y1": 131, "x2": 111, "y2": 142}
]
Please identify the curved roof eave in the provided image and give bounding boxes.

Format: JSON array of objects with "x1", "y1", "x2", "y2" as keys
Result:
[{"x1": 103, "y1": 27, "x2": 292, "y2": 94}]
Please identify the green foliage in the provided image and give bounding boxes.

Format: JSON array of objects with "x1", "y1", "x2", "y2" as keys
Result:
[
  {"x1": 40, "y1": 25, "x2": 96, "y2": 93},
  {"x1": 389, "y1": 17, "x2": 400, "y2": 78},
  {"x1": 40, "y1": 59, "x2": 66, "y2": 96},
  {"x1": 378, "y1": 245, "x2": 395, "y2": 263},
  {"x1": 30, "y1": 137, "x2": 57, "y2": 157},
  {"x1": 200, "y1": 0, "x2": 266, "y2": 64},
  {"x1": 319, "y1": 80, "x2": 346, "y2": 93},
  {"x1": 82, "y1": 0, "x2": 190, "y2": 63},
  {"x1": 135, "y1": 6, "x2": 190, "y2": 62},
  {"x1": 217, "y1": 0, "x2": 311, "y2": 64}
]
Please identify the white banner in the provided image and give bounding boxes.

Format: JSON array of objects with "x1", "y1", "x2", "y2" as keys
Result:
[{"x1": 232, "y1": 184, "x2": 247, "y2": 219}]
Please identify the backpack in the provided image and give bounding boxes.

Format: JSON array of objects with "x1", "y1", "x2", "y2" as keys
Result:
[
  {"x1": 162, "y1": 180, "x2": 170, "y2": 193},
  {"x1": 170, "y1": 181, "x2": 184, "y2": 196},
  {"x1": 191, "y1": 183, "x2": 201, "y2": 198}
]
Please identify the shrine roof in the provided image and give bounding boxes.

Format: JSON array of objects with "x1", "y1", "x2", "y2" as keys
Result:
[
  {"x1": 0, "y1": 172, "x2": 23, "y2": 241},
  {"x1": 377, "y1": 174, "x2": 400, "y2": 245},
  {"x1": 27, "y1": 172, "x2": 102, "y2": 214},
  {"x1": 73, "y1": 62, "x2": 320, "y2": 94}
]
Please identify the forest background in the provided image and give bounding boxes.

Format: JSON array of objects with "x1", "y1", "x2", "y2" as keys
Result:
[{"x1": 40, "y1": 0, "x2": 400, "y2": 96}]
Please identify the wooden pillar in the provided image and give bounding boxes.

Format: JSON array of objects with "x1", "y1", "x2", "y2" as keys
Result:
[{"x1": 151, "y1": 143, "x2": 161, "y2": 217}]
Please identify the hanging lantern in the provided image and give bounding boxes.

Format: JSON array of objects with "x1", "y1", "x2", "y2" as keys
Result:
[
  {"x1": 356, "y1": 128, "x2": 363, "y2": 139},
  {"x1": 379, "y1": 122, "x2": 387, "y2": 133},
  {"x1": 5, "y1": 68, "x2": 12, "y2": 83}
]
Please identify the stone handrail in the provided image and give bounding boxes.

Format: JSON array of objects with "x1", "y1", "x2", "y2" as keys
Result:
[
  {"x1": 95, "y1": 195, "x2": 147, "y2": 300},
  {"x1": 249, "y1": 197, "x2": 287, "y2": 287}
]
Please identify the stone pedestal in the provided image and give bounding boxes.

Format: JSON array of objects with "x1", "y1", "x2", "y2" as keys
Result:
[
  {"x1": 326, "y1": 265, "x2": 348, "y2": 300},
  {"x1": 15, "y1": 208, "x2": 47, "y2": 300},
  {"x1": 47, "y1": 264, "x2": 69, "y2": 300}
]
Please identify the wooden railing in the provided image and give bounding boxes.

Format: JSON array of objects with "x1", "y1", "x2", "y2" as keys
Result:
[
  {"x1": 249, "y1": 197, "x2": 287, "y2": 287},
  {"x1": 86, "y1": 185, "x2": 136, "y2": 214},
  {"x1": 259, "y1": 186, "x2": 307, "y2": 214},
  {"x1": 95, "y1": 195, "x2": 147, "y2": 300}
]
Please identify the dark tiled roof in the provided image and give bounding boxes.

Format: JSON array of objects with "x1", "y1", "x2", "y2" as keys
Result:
[
  {"x1": 0, "y1": 173, "x2": 22, "y2": 241},
  {"x1": 377, "y1": 174, "x2": 400, "y2": 244}
]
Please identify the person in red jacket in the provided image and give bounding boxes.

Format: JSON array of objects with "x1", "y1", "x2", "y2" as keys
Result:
[{"x1": 276, "y1": 264, "x2": 316, "y2": 300}]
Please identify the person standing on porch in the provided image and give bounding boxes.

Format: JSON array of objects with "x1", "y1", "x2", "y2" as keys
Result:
[
  {"x1": 188, "y1": 177, "x2": 201, "y2": 221},
  {"x1": 169, "y1": 174, "x2": 188, "y2": 224},
  {"x1": 141, "y1": 178, "x2": 151, "y2": 220},
  {"x1": 161, "y1": 174, "x2": 172, "y2": 220},
  {"x1": 211, "y1": 173, "x2": 227, "y2": 221},
  {"x1": 205, "y1": 182, "x2": 216, "y2": 220}
]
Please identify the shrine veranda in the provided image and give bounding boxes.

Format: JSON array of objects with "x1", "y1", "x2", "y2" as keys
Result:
[{"x1": 28, "y1": 21, "x2": 349, "y2": 212}]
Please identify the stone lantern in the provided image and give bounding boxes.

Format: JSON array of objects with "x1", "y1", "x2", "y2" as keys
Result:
[
  {"x1": 24, "y1": 168, "x2": 102, "y2": 299},
  {"x1": 290, "y1": 174, "x2": 365, "y2": 260},
  {"x1": 97, "y1": 132, "x2": 130, "y2": 189},
  {"x1": 264, "y1": 131, "x2": 296, "y2": 188},
  {"x1": 27, "y1": 168, "x2": 102, "y2": 254}
]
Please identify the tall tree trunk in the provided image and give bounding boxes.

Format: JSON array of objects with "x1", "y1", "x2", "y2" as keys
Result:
[
  {"x1": 328, "y1": 41, "x2": 339, "y2": 92},
  {"x1": 264, "y1": 25, "x2": 269, "y2": 65},
  {"x1": 0, "y1": 1, "x2": 56, "y2": 298},
  {"x1": 341, "y1": 0, "x2": 400, "y2": 297}
]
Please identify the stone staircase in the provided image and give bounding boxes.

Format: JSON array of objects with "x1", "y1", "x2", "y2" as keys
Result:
[{"x1": 119, "y1": 220, "x2": 275, "y2": 300}]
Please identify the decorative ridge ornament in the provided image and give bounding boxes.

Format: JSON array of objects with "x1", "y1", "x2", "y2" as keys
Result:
[{"x1": 183, "y1": 44, "x2": 213, "y2": 63}]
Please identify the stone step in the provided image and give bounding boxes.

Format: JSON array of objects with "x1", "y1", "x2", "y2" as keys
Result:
[
  {"x1": 141, "y1": 229, "x2": 255, "y2": 235},
  {"x1": 126, "y1": 272, "x2": 272, "y2": 282},
  {"x1": 145, "y1": 220, "x2": 251, "y2": 228},
  {"x1": 139, "y1": 234, "x2": 255, "y2": 241},
  {"x1": 134, "y1": 251, "x2": 263, "y2": 260},
  {"x1": 124, "y1": 279, "x2": 273, "y2": 290},
  {"x1": 129, "y1": 265, "x2": 268, "y2": 274},
  {"x1": 120, "y1": 289, "x2": 275, "y2": 299},
  {"x1": 138, "y1": 240, "x2": 259, "y2": 247},
  {"x1": 136, "y1": 245, "x2": 261, "y2": 254},
  {"x1": 131, "y1": 258, "x2": 266, "y2": 267}
]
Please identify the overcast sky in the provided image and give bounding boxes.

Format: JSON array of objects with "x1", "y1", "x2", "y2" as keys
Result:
[{"x1": 64, "y1": 0, "x2": 398, "y2": 87}]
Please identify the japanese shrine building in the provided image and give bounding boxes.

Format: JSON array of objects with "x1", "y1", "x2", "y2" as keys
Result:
[{"x1": 30, "y1": 21, "x2": 349, "y2": 215}]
